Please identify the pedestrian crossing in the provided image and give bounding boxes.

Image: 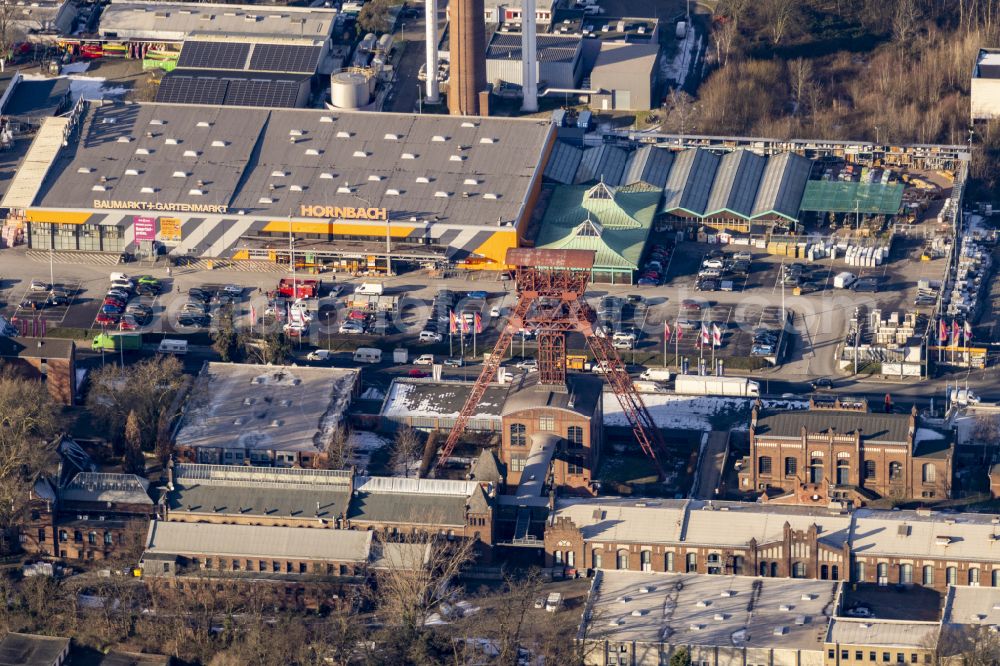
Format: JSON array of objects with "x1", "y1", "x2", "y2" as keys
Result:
[
  {"x1": 24, "y1": 251, "x2": 286, "y2": 274},
  {"x1": 25, "y1": 250, "x2": 123, "y2": 266}
]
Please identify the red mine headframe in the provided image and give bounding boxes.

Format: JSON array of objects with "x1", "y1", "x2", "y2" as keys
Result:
[{"x1": 434, "y1": 248, "x2": 668, "y2": 477}]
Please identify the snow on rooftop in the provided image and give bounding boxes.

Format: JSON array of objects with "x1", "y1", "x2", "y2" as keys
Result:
[
  {"x1": 382, "y1": 380, "x2": 506, "y2": 420},
  {"x1": 603, "y1": 393, "x2": 807, "y2": 431}
]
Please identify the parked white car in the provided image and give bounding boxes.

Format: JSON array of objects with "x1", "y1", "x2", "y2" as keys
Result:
[
  {"x1": 414, "y1": 354, "x2": 435, "y2": 366},
  {"x1": 307, "y1": 349, "x2": 332, "y2": 361}
]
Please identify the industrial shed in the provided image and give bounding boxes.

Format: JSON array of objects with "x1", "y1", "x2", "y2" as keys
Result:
[{"x1": 485, "y1": 32, "x2": 582, "y2": 90}]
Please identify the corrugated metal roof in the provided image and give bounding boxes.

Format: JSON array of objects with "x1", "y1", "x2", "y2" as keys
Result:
[
  {"x1": 943, "y1": 586, "x2": 1000, "y2": 626},
  {"x1": 575, "y1": 144, "x2": 628, "y2": 185},
  {"x1": 755, "y1": 409, "x2": 913, "y2": 443},
  {"x1": 349, "y1": 491, "x2": 469, "y2": 526},
  {"x1": 144, "y1": 520, "x2": 373, "y2": 561},
  {"x1": 826, "y1": 618, "x2": 939, "y2": 649},
  {"x1": 485, "y1": 33, "x2": 580, "y2": 64},
  {"x1": 353, "y1": 475, "x2": 478, "y2": 497},
  {"x1": 751, "y1": 152, "x2": 811, "y2": 220},
  {"x1": 704, "y1": 149, "x2": 767, "y2": 217},
  {"x1": 167, "y1": 479, "x2": 351, "y2": 521},
  {"x1": 662, "y1": 148, "x2": 720, "y2": 215},
  {"x1": 543, "y1": 141, "x2": 583, "y2": 184},
  {"x1": 1, "y1": 115, "x2": 69, "y2": 209},
  {"x1": 621, "y1": 144, "x2": 674, "y2": 188},
  {"x1": 0, "y1": 632, "x2": 70, "y2": 666}
]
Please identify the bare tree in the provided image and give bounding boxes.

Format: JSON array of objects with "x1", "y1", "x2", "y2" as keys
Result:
[
  {"x1": 714, "y1": 19, "x2": 740, "y2": 67},
  {"x1": 368, "y1": 531, "x2": 476, "y2": 662},
  {"x1": 787, "y1": 58, "x2": 814, "y2": 116},
  {"x1": 87, "y1": 356, "x2": 184, "y2": 453},
  {"x1": 661, "y1": 89, "x2": 700, "y2": 136},
  {"x1": 892, "y1": 0, "x2": 921, "y2": 44},
  {"x1": 764, "y1": 0, "x2": 798, "y2": 45},
  {"x1": 0, "y1": 369, "x2": 60, "y2": 531},
  {"x1": 324, "y1": 423, "x2": 355, "y2": 470},
  {"x1": 0, "y1": 4, "x2": 27, "y2": 57},
  {"x1": 933, "y1": 624, "x2": 1000, "y2": 666},
  {"x1": 390, "y1": 426, "x2": 423, "y2": 478}
]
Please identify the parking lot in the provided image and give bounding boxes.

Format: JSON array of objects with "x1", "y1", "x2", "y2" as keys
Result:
[{"x1": 10, "y1": 278, "x2": 84, "y2": 327}]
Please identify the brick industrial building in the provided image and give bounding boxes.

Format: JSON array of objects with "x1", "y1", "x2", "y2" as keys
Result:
[
  {"x1": 738, "y1": 399, "x2": 953, "y2": 506},
  {"x1": 0, "y1": 336, "x2": 76, "y2": 405},
  {"x1": 543, "y1": 499, "x2": 1000, "y2": 593}
]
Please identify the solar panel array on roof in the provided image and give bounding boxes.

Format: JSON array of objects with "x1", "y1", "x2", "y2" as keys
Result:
[
  {"x1": 154, "y1": 71, "x2": 306, "y2": 108},
  {"x1": 225, "y1": 77, "x2": 302, "y2": 108},
  {"x1": 156, "y1": 75, "x2": 228, "y2": 105},
  {"x1": 248, "y1": 43, "x2": 323, "y2": 74},
  {"x1": 177, "y1": 41, "x2": 251, "y2": 70}
]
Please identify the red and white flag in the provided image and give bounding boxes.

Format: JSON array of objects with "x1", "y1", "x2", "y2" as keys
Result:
[
  {"x1": 951, "y1": 320, "x2": 961, "y2": 346},
  {"x1": 449, "y1": 311, "x2": 458, "y2": 334},
  {"x1": 964, "y1": 321, "x2": 973, "y2": 344},
  {"x1": 700, "y1": 324, "x2": 710, "y2": 346},
  {"x1": 675, "y1": 322, "x2": 684, "y2": 341},
  {"x1": 474, "y1": 312, "x2": 482, "y2": 334},
  {"x1": 664, "y1": 321, "x2": 671, "y2": 341},
  {"x1": 250, "y1": 304, "x2": 256, "y2": 322},
  {"x1": 938, "y1": 319, "x2": 947, "y2": 343},
  {"x1": 712, "y1": 323, "x2": 722, "y2": 347}
]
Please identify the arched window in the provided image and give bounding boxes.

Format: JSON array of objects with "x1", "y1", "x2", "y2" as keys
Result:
[
  {"x1": 567, "y1": 426, "x2": 584, "y2": 447},
  {"x1": 792, "y1": 562, "x2": 806, "y2": 578},
  {"x1": 809, "y1": 458, "x2": 824, "y2": 484},
  {"x1": 567, "y1": 551, "x2": 575, "y2": 567},
  {"x1": 665, "y1": 551, "x2": 675, "y2": 572},
  {"x1": 707, "y1": 553, "x2": 721, "y2": 574},
  {"x1": 969, "y1": 568, "x2": 980, "y2": 586},
  {"x1": 922, "y1": 464, "x2": 936, "y2": 483},
  {"x1": 946, "y1": 567, "x2": 957, "y2": 585},
  {"x1": 617, "y1": 549, "x2": 629, "y2": 570},
  {"x1": 592, "y1": 549, "x2": 603, "y2": 569},
  {"x1": 993, "y1": 569, "x2": 999, "y2": 587},
  {"x1": 900, "y1": 564, "x2": 913, "y2": 584},
  {"x1": 854, "y1": 561, "x2": 865, "y2": 582},
  {"x1": 554, "y1": 550, "x2": 563, "y2": 565},
  {"x1": 831, "y1": 565, "x2": 840, "y2": 580},
  {"x1": 758, "y1": 456, "x2": 772, "y2": 475},
  {"x1": 864, "y1": 460, "x2": 876, "y2": 480},
  {"x1": 686, "y1": 553, "x2": 697, "y2": 573},
  {"x1": 877, "y1": 563, "x2": 888, "y2": 585},
  {"x1": 733, "y1": 556, "x2": 744, "y2": 576},
  {"x1": 641, "y1": 550, "x2": 651, "y2": 572},
  {"x1": 509, "y1": 423, "x2": 526, "y2": 447},
  {"x1": 760, "y1": 561, "x2": 768, "y2": 577},
  {"x1": 770, "y1": 562, "x2": 778, "y2": 578},
  {"x1": 889, "y1": 462, "x2": 902, "y2": 481},
  {"x1": 836, "y1": 459, "x2": 850, "y2": 485},
  {"x1": 784, "y1": 457, "x2": 797, "y2": 477},
  {"x1": 923, "y1": 566, "x2": 935, "y2": 586},
  {"x1": 820, "y1": 565, "x2": 829, "y2": 580}
]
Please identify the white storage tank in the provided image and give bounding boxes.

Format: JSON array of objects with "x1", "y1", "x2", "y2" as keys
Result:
[{"x1": 330, "y1": 71, "x2": 371, "y2": 109}]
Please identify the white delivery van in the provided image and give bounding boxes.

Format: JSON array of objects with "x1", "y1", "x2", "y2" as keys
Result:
[
  {"x1": 355, "y1": 283, "x2": 384, "y2": 296},
  {"x1": 157, "y1": 339, "x2": 188, "y2": 355},
  {"x1": 640, "y1": 368, "x2": 672, "y2": 382},
  {"x1": 833, "y1": 272, "x2": 857, "y2": 289},
  {"x1": 110, "y1": 272, "x2": 130, "y2": 282},
  {"x1": 545, "y1": 593, "x2": 563, "y2": 612},
  {"x1": 353, "y1": 347, "x2": 382, "y2": 363}
]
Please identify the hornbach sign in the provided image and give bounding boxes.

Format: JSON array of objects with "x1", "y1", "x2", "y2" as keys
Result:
[
  {"x1": 94, "y1": 200, "x2": 229, "y2": 214},
  {"x1": 299, "y1": 205, "x2": 389, "y2": 220}
]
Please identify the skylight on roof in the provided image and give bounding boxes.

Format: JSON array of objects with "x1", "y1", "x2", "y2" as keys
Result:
[
  {"x1": 432, "y1": 135, "x2": 447, "y2": 142},
  {"x1": 384, "y1": 133, "x2": 400, "y2": 141},
  {"x1": 196, "y1": 121, "x2": 212, "y2": 128},
  {"x1": 125, "y1": 169, "x2": 140, "y2": 176},
  {"x1": 172, "y1": 171, "x2": 188, "y2": 178},
  {"x1": 479, "y1": 137, "x2": 497, "y2": 144},
  {"x1": 149, "y1": 119, "x2": 165, "y2": 126},
  {"x1": 368, "y1": 175, "x2": 383, "y2": 181},
  {"x1": 258, "y1": 197, "x2": 273, "y2": 204},
  {"x1": 435, "y1": 191, "x2": 450, "y2": 198},
  {"x1": 386, "y1": 188, "x2": 400, "y2": 196},
  {"x1": 449, "y1": 155, "x2": 465, "y2": 162},
  {"x1": 141, "y1": 186, "x2": 156, "y2": 194},
  {"x1": 183, "y1": 150, "x2": 199, "y2": 158},
  {"x1": 135, "y1": 148, "x2": 151, "y2": 155},
  {"x1": 165, "y1": 138, "x2": 180, "y2": 145},
  {"x1": 401, "y1": 153, "x2": 416, "y2": 159},
  {"x1": 320, "y1": 116, "x2": 334, "y2": 123},
  {"x1": 76, "y1": 167, "x2": 93, "y2": 174},
  {"x1": 463, "y1": 178, "x2": 479, "y2": 185},
  {"x1": 320, "y1": 172, "x2": 334, "y2": 179},
  {"x1": 353, "y1": 150, "x2": 369, "y2": 158},
  {"x1": 337, "y1": 186, "x2": 352, "y2": 194},
  {"x1": 91, "y1": 185, "x2": 106, "y2": 192},
  {"x1": 211, "y1": 140, "x2": 227, "y2": 147},
  {"x1": 461, "y1": 121, "x2": 477, "y2": 128},
  {"x1": 289, "y1": 129, "x2": 304, "y2": 137},
  {"x1": 290, "y1": 184, "x2": 305, "y2": 192},
  {"x1": 415, "y1": 176, "x2": 430, "y2": 183},
  {"x1": 336, "y1": 130, "x2": 352, "y2": 138},
  {"x1": 305, "y1": 148, "x2": 322, "y2": 156},
  {"x1": 189, "y1": 189, "x2": 204, "y2": 196},
  {"x1": 271, "y1": 171, "x2": 287, "y2": 178},
  {"x1": 483, "y1": 193, "x2": 499, "y2": 200},
  {"x1": 116, "y1": 136, "x2": 132, "y2": 143}
]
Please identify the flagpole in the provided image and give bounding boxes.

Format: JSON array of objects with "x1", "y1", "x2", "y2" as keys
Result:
[
  {"x1": 675, "y1": 322, "x2": 679, "y2": 370},
  {"x1": 663, "y1": 322, "x2": 667, "y2": 368}
]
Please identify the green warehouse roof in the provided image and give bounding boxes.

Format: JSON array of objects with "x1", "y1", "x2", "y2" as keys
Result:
[
  {"x1": 799, "y1": 181, "x2": 905, "y2": 215},
  {"x1": 535, "y1": 182, "x2": 659, "y2": 272}
]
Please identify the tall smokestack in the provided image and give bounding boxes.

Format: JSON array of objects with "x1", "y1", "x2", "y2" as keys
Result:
[
  {"x1": 448, "y1": 0, "x2": 486, "y2": 115},
  {"x1": 424, "y1": 0, "x2": 439, "y2": 103},
  {"x1": 521, "y1": 0, "x2": 538, "y2": 112}
]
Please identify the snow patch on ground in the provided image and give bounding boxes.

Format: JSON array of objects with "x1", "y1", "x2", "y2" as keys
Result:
[
  {"x1": 67, "y1": 75, "x2": 128, "y2": 103},
  {"x1": 349, "y1": 430, "x2": 389, "y2": 452},
  {"x1": 61, "y1": 61, "x2": 91, "y2": 74},
  {"x1": 603, "y1": 393, "x2": 808, "y2": 431},
  {"x1": 661, "y1": 27, "x2": 702, "y2": 88},
  {"x1": 360, "y1": 386, "x2": 385, "y2": 401}
]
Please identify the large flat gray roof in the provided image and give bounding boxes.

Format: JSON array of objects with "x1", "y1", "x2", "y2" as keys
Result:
[
  {"x1": 486, "y1": 32, "x2": 580, "y2": 63},
  {"x1": 826, "y1": 618, "x2": 939, "y2": 649},
  {"x1": 174, "y1": 362, "x2": 358, "y2": 454},
  {"x1": 98, "y1": 1, "x2": 337, "y2": 43},
  {"x1": 143, "y1": 519, "x2": 373, "y2": 561},
  {"x1": 755, "y1": 408, "x2": 914, "y2": 444},
  {"x1": 34, "y1": 101, "x2": 553, "y2": 228},
  {"x1": 584, "y1": 571, "x2": 838, "y2": 650}
]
